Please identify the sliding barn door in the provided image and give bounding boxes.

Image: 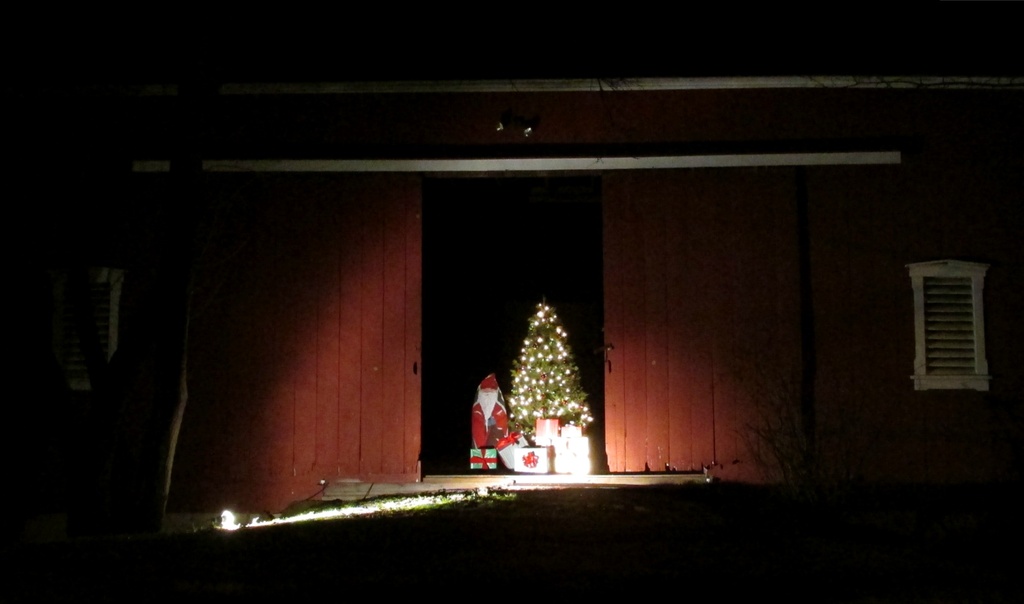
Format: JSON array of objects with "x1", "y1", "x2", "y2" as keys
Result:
[
  {"x1": 174, "y1": 173, "x2": 422, "y2": 512},
  {"x1": 602, "y1": 169, "x2": 800, "y2": 478}
]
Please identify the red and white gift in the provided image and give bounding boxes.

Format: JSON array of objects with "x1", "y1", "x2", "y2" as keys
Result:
[
  {"x1": 496, "y1": 431, "x2": 528, "y2": 469},
  {"x1": 514, "y1": 446, "x2": 553, "y2": 474},
  {"x1": 534, "y1": 418, "x2": 560, "y2": 446}
]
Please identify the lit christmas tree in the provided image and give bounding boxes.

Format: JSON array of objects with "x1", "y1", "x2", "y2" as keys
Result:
[{"x1": 508, "y1": 301, "x2": 593, "y2": 441}]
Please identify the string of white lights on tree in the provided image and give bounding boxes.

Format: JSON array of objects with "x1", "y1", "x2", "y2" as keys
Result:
[{"x1": 508, "y1": 301, "x2": 593, "y2": 440}]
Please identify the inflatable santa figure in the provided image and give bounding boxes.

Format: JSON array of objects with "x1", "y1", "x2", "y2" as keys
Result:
[{"x1": 471, "y1": 373, "x2": 509, "y2": 448}]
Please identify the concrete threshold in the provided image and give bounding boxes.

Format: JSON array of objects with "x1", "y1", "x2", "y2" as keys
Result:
[{"x1": 323, "y1": 472, "x2": 707, "y2": 502}]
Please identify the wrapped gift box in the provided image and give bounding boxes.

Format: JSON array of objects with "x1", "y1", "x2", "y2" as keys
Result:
[
  {"x1": 535, "y1": 418, "x2": 560, "y2": 438},
  {"x1": 551, "y1": 436, "x2": 591, "y2": 475},
  {"x1": 470, "y1": 447, "x2": 498, "y2": 470},
  {"x1": 514, "y1": 446, "x2": 553, "y2": 474},
  {"x1": 534, "y1": 418, "x2": 561, "y2": 446},
  {"x1": 560, "y1": 424, "x2": 583, "y2": 439},
  {"x1": 496, "y1": 432, "x2": 528, "y2": 469}
]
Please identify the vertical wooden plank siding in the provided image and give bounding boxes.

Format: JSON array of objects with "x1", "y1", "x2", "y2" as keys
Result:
[
  {"x1": 602, "y1": 169, "x2": 799, "y2": 478},
  {"x1": 679, "y1": 175, "x2": 717, "y2": 470},
  {"x1": 403, "y1": 183, "x2": 423, "y2": 477},
  {"x1": 336, "y1": 189, "x2": 363, "y2": 477},
  {"x1": 382, "y1": 185, "x2": 408, "y2": 475},
  {"x1": 292, "y1": 230, "x2": 319, "y2": 479},
  {"x1": 622, "y1": 176, "x2": 649, "y2": 471},
  {"x1": 263, "y1": 195, "x2": 296, "y2": 481},
  {"x1": 602, "y1": 177, "x2": 626, "y2": 471},
  {"x1": 708, "y1": 173, "x2": 739, "y2": 470},
  {"x1": 643, "y1": 179, "x2": 670, "y2": 470},
  {"x1": 184, "y1": 173, "x2": 424, "y2": 508},
  {"x1": 805, "y1": 165, "x2": 917, "y2": 483},
  {"x1": 358, "y1": 181, "x2": 386, "y2": 476},
  {"x1": 664, "y1": 174, "x2": 696, "y2": 471},
  {"x1": 722, "y1": 174, "x2": 760, "y2": 469},
  {"x1": 314, "y1": 192, "x2": 341, "y2": 477},
  {"x1": 605, "y1": 173, "x2": 655, "y2": 473}
]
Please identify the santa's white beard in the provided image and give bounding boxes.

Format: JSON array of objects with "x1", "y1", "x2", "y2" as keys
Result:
[{"x1": 476, "y1": 389, "x2": 498, "y2": 418}]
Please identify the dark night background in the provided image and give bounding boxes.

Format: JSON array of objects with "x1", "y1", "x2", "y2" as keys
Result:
[
  {"x1": 5, "y1": 12, "x2": 1021, "y2": 88},
  {"x1": 421, "y1": 177, "x2": 605, "y2": 473}
]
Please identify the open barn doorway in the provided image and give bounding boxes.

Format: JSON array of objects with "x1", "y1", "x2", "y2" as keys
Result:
[{"x1": 421, "y1": 176, "x2": 605, "y2": 475}]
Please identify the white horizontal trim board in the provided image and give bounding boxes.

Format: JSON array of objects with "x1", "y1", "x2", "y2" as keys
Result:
[
  {"x1": 59, "y1": 77, "x2": 1024, "y2": 97},
  {"x1": 133, "y1": 151, "x2": 900, "y2": 173},
  {"x1": 221, "y1": 77, "x2": 1024, "y2": 95}
]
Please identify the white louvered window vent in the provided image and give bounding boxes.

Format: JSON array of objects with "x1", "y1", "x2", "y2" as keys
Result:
[
  {"x1": 907, "y1": 260, "x2": 990, "y2": 391},
  {"x1": 51, "y1": 267, "x2": 124, "y2": 392}
]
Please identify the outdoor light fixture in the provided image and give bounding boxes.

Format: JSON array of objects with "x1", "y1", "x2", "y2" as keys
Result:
[
  {"x1": 219, "y1": 510, "x2": 241, "y2": 531},
  {"x1": 496, "y1": 109, "x2": 539, "y2": 137}
]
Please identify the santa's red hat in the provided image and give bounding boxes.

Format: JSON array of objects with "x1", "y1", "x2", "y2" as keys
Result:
[{"x1": 479, "y1": 373, "x2": 499, "y2": 391}]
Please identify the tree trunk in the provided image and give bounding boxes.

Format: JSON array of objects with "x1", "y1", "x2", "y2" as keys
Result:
[
  {"x1": 66, "y1": 76, "x2": 206, "y2": 536},
  {"x1": 124, "y1": 75, "x2": 206, "y2": 533}
]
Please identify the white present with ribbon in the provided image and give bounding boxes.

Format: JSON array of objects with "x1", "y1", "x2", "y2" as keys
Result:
[
  {"x1": 514, "y1": 446, "x2": 553, "y2": 473},
  {"x1": 551, "y1": 435, "x2": 590, "y2": 474}
]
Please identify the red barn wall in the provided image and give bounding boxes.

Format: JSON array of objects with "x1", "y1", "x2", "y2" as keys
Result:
[
  {"x1": 160, "y1": 84, "x2": 1022, "y2": 512},
  {"x1": 802, "y1": 156, "x2": 1023, "y2": 485},
  {"x1": 602, "y1": 154, "x2": 1022, "y2": 485},
  {"x1": 171, "y1": 173, "x2": 421, "y2": 512}
]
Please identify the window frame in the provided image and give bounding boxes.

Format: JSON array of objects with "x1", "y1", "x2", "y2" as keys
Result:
[
  {"x1": 907, "y1": 259, "x2": 990, "y2": 391},
  {"x1": 51, "y1": 267, "x2": 124, "y2": 392}
]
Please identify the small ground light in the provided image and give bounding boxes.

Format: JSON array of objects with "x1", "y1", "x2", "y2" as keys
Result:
[{"x1": 220, "y1": 510, "x2": 241, "y2": 531}]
